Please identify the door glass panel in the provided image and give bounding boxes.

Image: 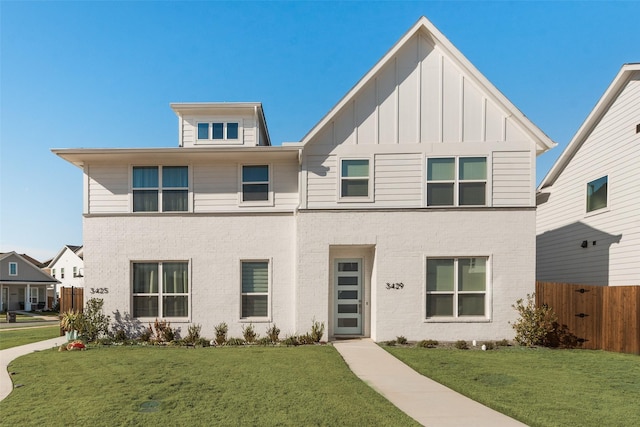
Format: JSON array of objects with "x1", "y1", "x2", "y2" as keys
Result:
[
  {"x1": 338, "y1": 262, "x2": 359, "y2": 272},
  {"x1": 338, "y1": 276, "x2": 358, "y2": 286},
  {"x1": 338, "y1": 290, "x2": 358, "y2": 299},
  {"x1": 338, "y1": 304, "x2": 358, "y2": 313},
  {"x1": 338, "y1": 318, "x2": 358, "y2": 327}
]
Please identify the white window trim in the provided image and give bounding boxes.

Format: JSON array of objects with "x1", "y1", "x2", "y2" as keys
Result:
[
  {"x1": 131, "y1": 260, "x2": 191, "y2": 321},
  {"x1": 585, "y1": 175, "x2": 609, "y2": 217},
  {"x1": 337, "y1": 157, "x2": 374, "y2": 203},
  {"x1": 130, "y1": 165, "x2": 192, "y2": 213},
  {"x1": 423, "y1": 256, "x2": 491, "y2": 323},
  {"x1": 195, "y1": 119, "x2": 243, "y2": 145},
  {"x1": 239, "y1": 259, "x2": 271, "y2": 322},
  {"x1": 426, "y1": 156, "x2": 488, "y2": 207},
  {"x1": 238, "y1": 164, "x2": 274, "y2": 207},
  {"x1": 8, "y1": 262, "x2": 18, "y2": 276}
]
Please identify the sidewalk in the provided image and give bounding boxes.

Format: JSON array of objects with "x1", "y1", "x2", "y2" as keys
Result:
[
  {"x1": 333, "y1": 339, "x2": 527, "y2": 427},
  {"x1": 0, "y1": 337, "x2": 67, "y2": 401}
]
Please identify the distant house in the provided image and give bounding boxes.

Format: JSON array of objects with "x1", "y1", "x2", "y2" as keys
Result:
[
  {"x1": 53, "y1": 17, "x2": 555, "y2": 341},
  {"x1": 0, "y1": 252, "x2": 59, "y2": 311},
  {"x1": 537, "y1": 63, "x2": 640, "y2": 286},
  {"x1": 48, "y1": 245, "x2": 84, "y2": 301}
]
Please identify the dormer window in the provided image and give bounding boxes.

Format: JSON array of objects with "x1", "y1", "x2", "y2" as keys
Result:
[{"x1": 197, "y1": 122, "x2": 240, "y2": 141}]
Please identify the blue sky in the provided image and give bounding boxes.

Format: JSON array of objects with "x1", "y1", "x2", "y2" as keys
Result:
[{"x1": 1, "y1": 1, "x2": 638, "y2": 261}]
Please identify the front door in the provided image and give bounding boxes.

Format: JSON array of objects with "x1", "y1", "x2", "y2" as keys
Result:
[{"x1": 334, "y1": 259, "x2": 363, "y2": 335}]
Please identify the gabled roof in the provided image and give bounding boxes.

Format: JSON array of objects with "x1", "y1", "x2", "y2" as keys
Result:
[
  {"x1": 48, "y1": 245, "x2": 84, "y2": 267},
  {"x1": 538, "y1": 63, "x2": 640, "y2": 190},
  {"x1": 300, "y1": 16, "x2": 556, "y2": 154},
  {"x1": 0, "y1": 251, "x2": 59, "y2": 283}
]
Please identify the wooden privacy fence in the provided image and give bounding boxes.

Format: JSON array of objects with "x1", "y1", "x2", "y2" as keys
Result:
[
  {"x1": 59, "y1": 286, "x2": 84, "y2": 314},
  {"x1": 536, "y1": 281, "x2": 640, "y2": 354}
]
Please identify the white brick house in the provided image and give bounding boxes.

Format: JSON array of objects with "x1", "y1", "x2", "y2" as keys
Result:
[{"x1": 54, "y1": 17, "x2": 555, "y2": 341}]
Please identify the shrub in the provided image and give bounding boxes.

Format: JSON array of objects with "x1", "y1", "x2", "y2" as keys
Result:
[
  {"x1": 195, "y1": 337, "x2": 210, "y2": 347},
  {"x1": 496, "y1": 339, "x2": 510, "y2": 347},
  {"x1": 256, "y1": 337, "x2": 273, "y2": 346},
  {"x1": 310, "y1": 319, "x2": 325, "y2": 343},
  {"x1": 226, "y1": 337, "x2": 245, "y2": 346},
  {"x1": 455, "y1": 340, "x2": 469, "y2": 350},
  {"x1": 79, "y1": 298, "x2": 111, "y2": 342},
  {"x1": 385, "y1": 340, "x2": 397, "y2": 346},
  {"x1": 511, "y1": 294, "x2": 557, "y2": 347},
  {"x1": 139, "y1": 327, "x2": 152, "y2": 342},
  {"x1": 265, "y1": 324, "x2": 280, "y2": 344},
  {"x1": 483, "y1": 341, "x2": 495, "y2": 350},
  {"x1": 214, "y1": 322, "x2": 228, "y2": 346},
  {"x1": 417, "y1": 339, "x2": 438, "y2": 348},
  {"x1": 148, "y1": 319, "x2": 178, "y2": 344},
  {"x1": 112, "y1": 329, "x2": 127, "y2": 342},
  {"x1": 242, "y1": 323, "x2": 257, "y2": 343},
  {"x1": 184, "y1": 324, "x2": 202, "y2": 345},
  {"x1": 282, "y1": 335, "x2": 300, "y2": 346},
  {"x1": 396, "y1": 336, "x2": 408, "y2": 345}
]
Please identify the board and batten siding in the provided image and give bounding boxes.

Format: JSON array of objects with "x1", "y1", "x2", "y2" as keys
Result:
[
  {"x1": 304, "y1": 32, "x2": 534, "y2": 151},
  {"x1": 537, "y1": 74, "x2": 640, "y2": 286},
  {"x1": 87, "y1": 164, "x2": 129, "y2": 214}
]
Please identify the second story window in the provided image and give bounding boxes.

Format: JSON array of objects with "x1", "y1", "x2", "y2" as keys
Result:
[
  {"x1": 197, "y1": 122, "x2": 239, "y2": 141},
  {"x1": 340, "y1": 159, "x2": 370, "y2": 199},
  {"x1": 427, "y1": 157, "x2": 486, "y2": 206},
  {"x1": 242, "y1": 165, "x2": 269, "y2": 202},
  {"x1": 133, "y1": 166, "x2": 188, "y2": 212},
  {"x1": 9, "y1": 262, "x2": 17, "y2": 276},
  {"x1": 586, "y1": 176, "x2": 607, "y2": 213},
  {"x1": 61, "y1": 268, "x2": 65, "y2": 279}
]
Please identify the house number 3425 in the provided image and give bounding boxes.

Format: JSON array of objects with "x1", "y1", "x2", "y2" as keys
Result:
[{"x1": 90, "y1": 288, "x2": 109, "y2": 294}]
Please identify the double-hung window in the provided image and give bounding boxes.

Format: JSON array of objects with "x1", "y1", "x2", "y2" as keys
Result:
[
  {"x1": 61, "y1": 268, "x2": 65, "y2": 279},
  {"x1": 241, "y1": 261, "x2": 269, "y2": 318},
  {"x1": 132, "y1": 262, "x2": 189, "y2": 318},
  {"x1": 586, "y1": 176, "x2": 607, "y2": 213},
  {"x1": 427, "y1": 157, "x2": 487, "y2": 206},
  {"x1": 241, "y1": 165, "x2": 270, "y2": 202},
  {"x1": 197, "y1": 122, "x2": 239, "y2": 141},
  {"x1": 426, "y1": 257, "x2": 488, "y2": 319},
  {"x1": 9, "y1": 262, "x2": 17, "y2": 276},
  {"x1": 133, "y1": 166, "x2": 188, "y2": 212},
  {"x1": 340, "y1": 159, "x2": 370, "y2": 199}
]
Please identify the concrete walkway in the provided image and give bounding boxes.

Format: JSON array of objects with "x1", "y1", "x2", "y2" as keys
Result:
[
  {"x1": 0, "y1": 337, "x2": 67, "y2": 401},
  {"x1": 333, "y1": 339, "x2": 527, "y2": 427}
]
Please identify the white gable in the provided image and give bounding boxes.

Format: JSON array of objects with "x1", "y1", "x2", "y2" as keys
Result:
[{"x1": 302, "y1": 17, "x2": 555, "y2": 154}]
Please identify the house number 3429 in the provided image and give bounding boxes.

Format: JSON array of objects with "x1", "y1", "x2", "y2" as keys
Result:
[{"x1": 90, "y1": 288, "x2": 109, "y2": 294}]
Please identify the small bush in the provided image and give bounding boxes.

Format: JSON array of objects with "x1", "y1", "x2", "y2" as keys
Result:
[
  {"x1": 310, "y1": 319, "x2": 325, "y2": 343},
  {"x1": 148, "y1": 319, "x2": 177, "y2": 343},
  {"x1": 139, "y1": 327, "x2": 152, "y2": 342},
  {"x1": 226, "y1": 337, "x2": 245, "y2": 346},
  {"x1": 417, "y1": 339, "x2": 438, "y2": 348},
  {"x1": 385, "y1": 340, "x2": 397, "y2": 346},
  {"x1": 298, "y1": 334, "x2": 315, "y2": 345},
  {"x1": 195, "y1": 337, "x2": 210, "y2": 347},
  {"x1": 483, "y1": 341, "x2": 495, "y2": 350},
  {"x1": 214, "y1": 322, "x2": 228, "y2": 346},
  {"x1": 396, "y1": 336, "x2": 408, "y2": 345},
  {"x1": 242, "y1": 323, "x2": 257, "y2": 343},
  {"x1": 282, "y1": 335, "x2": 300, "y2": 346},
  {"x1": 256, "y1": 337, "x2": 273, "y2": 346},
  {"x1": 112, "y1": 328, "x2": 128, "y2": 342},
  {"x1": 79, "y1": 298, "x2": 111, "y2": 342},
  {"x1": 496, "y1": 339, "x2": 510, "y2": 347},
  {"x1": 184, "y1": 324, "x2": 202, "y2": 345},
  {"x1": 266, "y1": 324, "x2": 280, "y2": 343},
  {"x1": 455, "y1": 340, "x2": 469, "y2": 350},
  {"x1": 511, "y1": 294, "x2": 557, "y2": 347}
]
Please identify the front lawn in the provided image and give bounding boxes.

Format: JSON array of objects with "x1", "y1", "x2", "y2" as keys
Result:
[
  {"x1": 385, "y1": 345, "x2": 640, "y2": 427},
  {"x1": 0, "y1": 345, "x2": 419, "y2": 426},
  {"x1": 0, "y1": 326, "x2": 61, "y2": 350}
]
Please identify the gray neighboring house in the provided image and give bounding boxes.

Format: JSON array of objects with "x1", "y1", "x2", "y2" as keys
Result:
[{"x1": 0, "y1": 252, "x2": 59, "y2": 311}]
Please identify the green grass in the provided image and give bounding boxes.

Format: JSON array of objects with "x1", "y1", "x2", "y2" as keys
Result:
[
  {"x1": 0, "y1": 326, "x2": 61, "y2": 350},
  {"x1": 385, "y1": 345, "x2": 640, "y2": 427},
  {"x1": 0, "y1": 345, "x2": 419, "y2": 426},
  {"x1": 0, "y1": 313, "x2": 57, "y2": 323}
]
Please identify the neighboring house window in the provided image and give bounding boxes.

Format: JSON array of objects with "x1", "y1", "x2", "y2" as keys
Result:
[
  {"x1": 197, "y1": 122, "x2": 239, "y2": 141},
  {"x1": 61, "y1": 268, "x2": 65, "y2": 279},
  {"x1": 586, "y1": 176, "x2": 607, "y2": 213},
  {"x1": 9, "y1": 262, "x2": 17, "y2": 276},
  {"x1": 132, "y1": 262, "x2": 189, "y2": 318},
  {"x1": 242, "y1": 165, "x2": 270, "y2": 202},
  {"x1": 427, "y1": 157, "x2": 487, "y2": 206},
  {"x1": 241, "y1": 261, "x2": 269, "y2": 318},
  {"x1": 340, "y1": 159, "x2": 370, "y2": 198},
  {"x1": 133, "y1": 166, "x2": 188, "y2": 212},
  {"x1": 73, "y1": 267, "x2": 78, "y2": 277},
  {"x1": 52, "y1": 268, "x2": 56, "y2": 278},
  {"x1": 426, "y1": 257, "x2": 488, "y2": 318}
]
